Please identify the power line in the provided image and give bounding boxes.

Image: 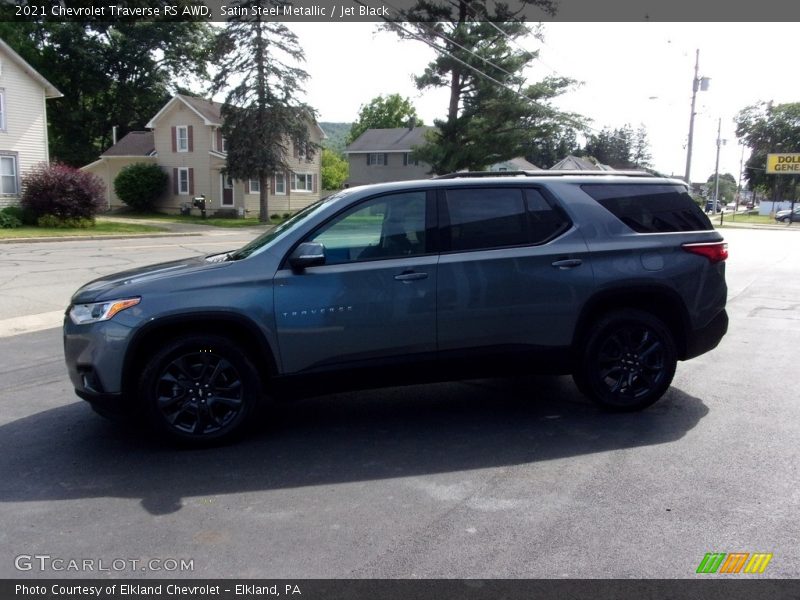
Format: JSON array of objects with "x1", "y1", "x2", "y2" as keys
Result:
[
  {"x1": 356, "y1": 0, "x2": 645, "y2": 149},
  {"x1": 449, "y1": 0, "x2": 569, "y2": 80}
]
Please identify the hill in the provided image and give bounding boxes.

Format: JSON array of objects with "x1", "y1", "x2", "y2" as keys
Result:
[{"x1": 319, "y1": 122, "x2": 352, "y2": 154}]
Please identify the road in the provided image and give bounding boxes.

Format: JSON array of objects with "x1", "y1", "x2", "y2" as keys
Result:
[{"x1": 0, "y1": 227, "x2": 798, "y2": 578}]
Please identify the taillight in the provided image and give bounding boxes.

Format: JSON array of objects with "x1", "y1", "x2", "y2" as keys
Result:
[{"x1": 682, "y1": 241, "x2": 728, "y2": 263}]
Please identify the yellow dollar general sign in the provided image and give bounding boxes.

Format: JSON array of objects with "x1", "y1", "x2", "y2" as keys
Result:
[
  {"x1": 766, "y1": 153, "x2": 800, "y2": 173},
  {"x1": 696, "y1": 552, "x2": 773, "y2": 574}
]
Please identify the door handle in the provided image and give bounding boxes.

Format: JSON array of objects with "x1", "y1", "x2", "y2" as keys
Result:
[
  {"x1": 394, "y1": 271, "x2": 428, "y2": 282},
  {"x1": 551, "y1": 258, "x2": 583, "y2": 269}
]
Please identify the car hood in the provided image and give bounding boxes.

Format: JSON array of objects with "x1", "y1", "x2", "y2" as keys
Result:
[{"x1": 70, "y1": 255, "x2": 231, "y2": 304}]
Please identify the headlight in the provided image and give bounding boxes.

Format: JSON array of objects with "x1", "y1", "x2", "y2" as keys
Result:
[{"x1": 69, "y1": 297, "x2": 141, "y2": 325}]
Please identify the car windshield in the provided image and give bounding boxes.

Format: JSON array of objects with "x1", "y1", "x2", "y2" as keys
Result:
[{"x1": 227, "y1": 190, "x2": 354, "y2": 261}]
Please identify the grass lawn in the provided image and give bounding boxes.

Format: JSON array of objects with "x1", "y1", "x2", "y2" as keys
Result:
[
  {"x1": 0, "y1": 221, "x2": 167, "y2": 239},
  {"x1": 109, "y1": 211, "x2": 280, "y2": 228},
  {"x1": 713, "y1": 212, "x2": 776, "y2": 225}
]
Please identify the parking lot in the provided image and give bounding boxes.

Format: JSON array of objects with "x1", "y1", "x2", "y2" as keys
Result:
[{"x1": 0, "y1": 226, "x2": 798, "y2": 578}]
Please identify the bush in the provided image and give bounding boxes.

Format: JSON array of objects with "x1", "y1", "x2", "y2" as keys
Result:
[
  {"x1": 0, "y1": 207, "x2": 22, "y2": 228},
  {"x1": 21, "y1": 163, "x2": 105, "y2": 221},
  {"x1": 37, "y1": 214, "x2": 95, "y2": 228},
  {"x1": 3, "y1": 204, "x2": 38, "y2": 225},
  {"x1": 114, "y1": 163, "x2": 168, "y2": 212}
]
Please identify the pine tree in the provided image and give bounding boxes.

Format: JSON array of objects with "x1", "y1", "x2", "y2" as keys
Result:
[
  {"x1": 387, "y1": 1, "x2": 580, "y2": 174},
  {"x1": 212, "y1": 3, "x2": 316, "y2": 222}
]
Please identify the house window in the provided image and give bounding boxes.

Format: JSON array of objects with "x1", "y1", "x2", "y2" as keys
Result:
[
  {"x1": 221, "y1": 136, "x2": 228, "y2": 153},
  {"x1": 403, "y1": 153, "x2": 418, "y2": 167},
  {"x1": 291, "y1": 173, "x2": 313, "y2": 192},
  {"x1": 176, "y1": 126, "x2": 189, "y2": 152},
  {"x1": 274, "y1": 173, "x2": 286, "y2": 195},
  {"x1": 249, "y1": 179, "x2": 260, "y2": 194},
  {"x1": 367, "y1": 153, "x2": 387, "y2": 166},
  {"x1": 0, "y1": 90, "x2": 6, "y2": 132},
  {"x1": 0, "y1": 154, "x2": 17, "y2": 195},
  {"x1": 177, "y1": 167, "x2": 190, "y2": 195}
]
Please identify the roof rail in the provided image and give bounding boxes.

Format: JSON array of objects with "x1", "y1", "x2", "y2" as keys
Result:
[{"x1": 433, "y1": 169, "x2": 658, "y2": 180}]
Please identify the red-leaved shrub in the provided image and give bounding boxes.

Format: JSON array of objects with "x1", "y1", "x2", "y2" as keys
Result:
[{"x1": 21, "y1": 163, "x2": 105, "y2": 221}]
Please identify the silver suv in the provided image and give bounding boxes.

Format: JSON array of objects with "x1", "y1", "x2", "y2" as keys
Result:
[{"x1": 64, "y1": 172, "x2": 728, "y2": 444}]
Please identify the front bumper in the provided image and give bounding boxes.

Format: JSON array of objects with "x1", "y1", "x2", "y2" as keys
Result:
[{"x1": 64, "y1": 315, "x2": 134, "y2": 406}]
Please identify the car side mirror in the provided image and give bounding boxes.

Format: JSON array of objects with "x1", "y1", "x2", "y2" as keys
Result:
[{"x1": 289, "y1": 242, "x2": 326, "y2": 271}]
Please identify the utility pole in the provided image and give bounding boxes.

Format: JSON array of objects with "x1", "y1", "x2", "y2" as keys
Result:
[
  {"x1": 713, "y1": 118, "x2": 722, "y2": 210},
  {"x1": 684, "y1": 50, "x2": 710, "y2": 185}
]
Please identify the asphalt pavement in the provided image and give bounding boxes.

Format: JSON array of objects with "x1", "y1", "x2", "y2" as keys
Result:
[{"x1": 0, "y1": 227, "x2": 798, "y2": 579}]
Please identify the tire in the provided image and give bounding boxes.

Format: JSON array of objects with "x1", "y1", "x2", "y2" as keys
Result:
[
  {"x1": 573, "y1": 310, "x2": 677, "y2": 412},
  {"x1": 139, "y1": 335, "x2": 262, "y2": 445}
]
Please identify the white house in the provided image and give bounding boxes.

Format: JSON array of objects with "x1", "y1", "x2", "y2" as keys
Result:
[{"x1": 0, "y1": 37, "x2": 62, "y2": 207}]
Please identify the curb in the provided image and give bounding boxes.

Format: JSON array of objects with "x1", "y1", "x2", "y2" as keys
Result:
[{"x1": 0, "y1": 231, "x2": 201, "y2": 244}]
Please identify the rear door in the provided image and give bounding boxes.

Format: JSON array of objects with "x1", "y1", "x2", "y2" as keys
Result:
[
  {"x1": 274, "y1": 190, "x2": 437, "y2": 374},
  {"x1": 436, "y1": 186, "x2": 595, "y2": 354}
]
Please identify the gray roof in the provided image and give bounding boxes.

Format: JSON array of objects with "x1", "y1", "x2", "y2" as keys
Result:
[
  {"x1": 550, "y1": 155, "x2": 601, "y2": 170},
  {"x1": 179, "y1": 94, "x2": 223, "y2": 125},
  {"x1": 101, "y1": 131, "x2": 155, "y2": 157},
  {"x1": 346, "y1": 126, "x2": 434, "y2": 153},
  {"x1": 492, "y1": 157, "x2": 541, "y2": 171}
]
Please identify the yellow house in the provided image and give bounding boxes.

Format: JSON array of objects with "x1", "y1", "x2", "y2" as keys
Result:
[{"x1": 84, "y1": 94, "x2": 325, "y2": 216}]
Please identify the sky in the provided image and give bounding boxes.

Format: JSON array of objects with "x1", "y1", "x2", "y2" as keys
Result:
[{"x1": 287, "y1": 22, "x2": 797, "y2": 182}]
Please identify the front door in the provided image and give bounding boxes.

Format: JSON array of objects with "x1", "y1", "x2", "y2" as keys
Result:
[
  {"x1": 221, "y1": 175, "x2": 233, "y2": 207},
  {"x1": 274, "y1": 190, "x2": 436, "y2": 374}
]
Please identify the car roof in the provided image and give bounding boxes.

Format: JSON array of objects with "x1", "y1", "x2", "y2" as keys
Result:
[{"x1": 343, "y1": 171, "x2": 687, "y2": 196}]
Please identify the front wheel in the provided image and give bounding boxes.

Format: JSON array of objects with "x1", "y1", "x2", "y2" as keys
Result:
[
  {"x1": 573, "y1": 310, "x2": 677, "y2": 412},
  {"x1": 139, "y1": 335, "x2": 262, "y2": 445}
]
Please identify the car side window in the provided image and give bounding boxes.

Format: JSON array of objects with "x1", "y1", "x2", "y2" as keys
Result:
[
  {"x1": 308, "y1": 191, "x2": 427, "y2": 265},
  {"x1": 444, "y1": 187, "x2": 527, "y2": 252},
  {"x1": 525, "y1": 189, "x2": 571, "y2": 243}
]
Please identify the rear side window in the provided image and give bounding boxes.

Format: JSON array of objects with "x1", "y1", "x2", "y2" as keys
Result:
[
  {"x1": 444, "y1": 188, "x2": 527, "y2": 251},
  {"x1": 443, "y1": 187, "x2": 570, "y2": 252},
  {"x1": 582, "y1": 184, "x2": 712, "y2": 233}
]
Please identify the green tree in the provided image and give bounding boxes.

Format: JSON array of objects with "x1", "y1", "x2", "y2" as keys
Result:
[
  {"x1": 211, "y1": 7, "x2": 317, "y2": 222},
  {"x1": 114, "y1": 163, "x2": 168, "y2": 212},
  {"x1": 735, "y1": 101, "x2": 800, "y2": 199},
  {"x1": 321, "y1": 148, "x2": 349, "y2": 190},
  {"x1": 0, "y1": 20, "x2": 214, "y2": 167},
  {"x1": 346, "y1": 94, "x2": 421, "y2": 145},
  {"x1": 705, "y1": 173, "x2": 737, "y2": 204},
  {"x1": 632, "y1": 125, "x2": 653, "y2": 169},
  {"x1": 585, "y1": 125, "x2": 633, "y2": 168},
  {"x1": 387, "y1": 1, "x2": 580, "y2": 174},
  {"x1": 524, "y1": 127, "x2": 581, "y2": 169},
  {"x1": 583, "y1": 124, "x2": 653, "y2": 169}
]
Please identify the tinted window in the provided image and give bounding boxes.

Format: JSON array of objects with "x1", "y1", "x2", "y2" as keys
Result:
[
  {"x1": 308, "y1": 191, "x2": 427, "y2": 265},
  {"x1": 525, "y1": 189, "x2": 571, "y2": 243},
  {"x1": 582, "y1": 184, "x2": 712, "y2": 233},
  {"x1": 444, "y1": 188, "x2": 527, "y2": 251}
]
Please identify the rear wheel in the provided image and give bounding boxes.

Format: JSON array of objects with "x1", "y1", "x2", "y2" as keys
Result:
[
  {"x1": 573, "y1": 310, "x2": 677, "y2": 411},
  {"x1": 139, "y1": 335, "x2": 262, "y2": 445}
]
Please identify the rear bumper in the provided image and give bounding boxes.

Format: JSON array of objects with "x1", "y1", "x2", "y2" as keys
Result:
[{"x1": 684, "y1": 309, "x2": 728, "y2": 360}]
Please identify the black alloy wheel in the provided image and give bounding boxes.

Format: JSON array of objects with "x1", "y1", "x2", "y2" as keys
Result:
[
  {"x1": 141, "y1": 335, "x2": 261, "y2": 444},
  {"x1": 574, "y1": 310, "x2": 677, "y2": 411}
]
